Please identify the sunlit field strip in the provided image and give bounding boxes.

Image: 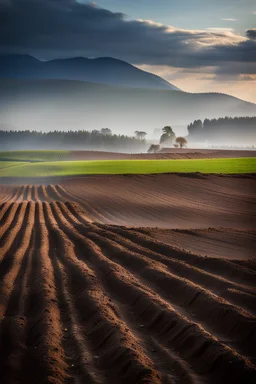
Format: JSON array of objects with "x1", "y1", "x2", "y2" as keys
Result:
[{"x1": 0, "y1": 158, "x2": 255, "y2": 177}]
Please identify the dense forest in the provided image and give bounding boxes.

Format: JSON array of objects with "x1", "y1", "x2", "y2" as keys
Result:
[
  {"x1": 0, "y1": 129, "x2": 147, "y2": 152},
  {"x1": 187, "y1": 117, "x2": 256, "y2": 144}
]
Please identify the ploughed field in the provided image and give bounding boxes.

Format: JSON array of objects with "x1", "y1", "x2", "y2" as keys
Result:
[{"x1": 0, "y1": 174, "x2": 256, "y2": 383}]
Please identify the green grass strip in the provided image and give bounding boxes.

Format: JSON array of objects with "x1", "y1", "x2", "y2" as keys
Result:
[
  {"x1": 0, "y1": 158, "x2": 255, "y2": 178},
  {"x1": 0, "y1": 150, "x2": 70, "y2": 162}
]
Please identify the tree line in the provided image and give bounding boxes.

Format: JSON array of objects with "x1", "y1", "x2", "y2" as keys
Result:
[
  {"x1": 0, "y1": 129, "x2": 147, "y2": 152},
  {"x1": 187, "y1": 116, "x2": 256, "y2": 143}
]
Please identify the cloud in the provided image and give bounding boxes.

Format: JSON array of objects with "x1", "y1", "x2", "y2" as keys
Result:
[
  {"x1": 213, "y1": 73, "x2": 256, "y2": 82},
  {"x1": 246, "y1": 28, "x2": 256, "y2": 40},
  {"x1": 239, "y1": 75, "x2": 256, "y2": 81},
  {"x1": 221, "y1": 18, "x2": 237, "y2": 21},
  {"x1": 206, "y1": 27, "x2": 234, "y2": 32},
  {"x1": 0, "y1": 0, "x2": 11, "y2": 7},
  {"x1": 0, "y1": 0, "x2": 255, "y2": 76}
]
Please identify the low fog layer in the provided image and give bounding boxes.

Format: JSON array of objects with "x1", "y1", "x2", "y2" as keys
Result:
[
  {"x1": 1, "y1": 79, "x2": 256, "y2": 143},
  {"x1": 0, "y1": 130, "x2": 147, "y2": 152}
]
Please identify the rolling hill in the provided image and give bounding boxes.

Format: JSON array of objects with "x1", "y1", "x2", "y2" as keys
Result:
[{"x1": 0, "y1": 78, "x2": 256, "y2": 136}]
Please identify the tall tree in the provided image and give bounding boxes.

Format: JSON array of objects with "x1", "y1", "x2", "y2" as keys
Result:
[
  {"x1": 101, "y1": 128, "x2": 112, "y2": 136},
  {"x1": 160, "y1": 126, "x2": 175, "y2": 145},
  {"x1": 187, "y1": 120, "x2": 203, "y2": 136},
  {"x1": 134, "y1": 131, "x2": 147, "y2": 140},
  {"x1": 187, "y1": 116, "x2": 256, "y2": 144},
  {"x1": 162, "y1": 126, "x2": 175, "y2": 135}
]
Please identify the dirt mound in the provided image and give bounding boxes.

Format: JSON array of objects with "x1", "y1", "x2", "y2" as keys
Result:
[
  {"x1": 0, "y1": 200, "x2": 256, "y2": 383},
  {"x1": 159, "y1": 148, "x2": 256, "y2": 158},
  {"x1": 69, "y1": 149, "x2": 256, "y2": 160},
  {"x1": 69, "y1": 150, "x2": 131, "y2": 160}
]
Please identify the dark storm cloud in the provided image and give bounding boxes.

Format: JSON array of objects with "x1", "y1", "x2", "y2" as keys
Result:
[
  {"x1": 246, "y1": 28, "x2": 256, "y2": 40},
  {"x1": 0, "y1": 0, "x2": 255, "y2": 74}
]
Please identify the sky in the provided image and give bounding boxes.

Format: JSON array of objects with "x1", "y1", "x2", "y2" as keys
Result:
[{"x1": 1, "y1": 0, "x2": 256, "y2": 102}]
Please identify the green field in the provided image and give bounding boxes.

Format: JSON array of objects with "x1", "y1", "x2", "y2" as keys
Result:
[
  {"x1": 0, "y1": 161, "x2": 27, "y2": 170},
  {"x1": 0, "y1": 150, "x2": 70, "y2": 162},
  {"x1": 0, "y1": 158, "x2": 255, "y2": 177}
]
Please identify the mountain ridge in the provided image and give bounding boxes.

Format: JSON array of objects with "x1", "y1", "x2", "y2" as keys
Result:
[{"x1": 0, "y1": 54, "x2": 180, "y2": 91}]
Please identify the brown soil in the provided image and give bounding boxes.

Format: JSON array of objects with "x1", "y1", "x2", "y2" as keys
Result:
[
  {"x1": 2, "y1": 174, "x2": 254, "y2": 228},
  {"x1": 0, "y1": 174, "x2": 255, "y2": 383},
  {"x1": 137, "y1": 227, "x2": 256, "y2": 260},
  {"x1": 69, "y1": 149, "x2": 256, "y2": 160}
]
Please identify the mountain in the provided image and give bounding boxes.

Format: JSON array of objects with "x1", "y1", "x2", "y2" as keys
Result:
[
  {"x1": 0, "y1": 54, "x2": 180, "y2": 91},
  {"x1": 1, "y1": 79, "x2": 256, "y2": 137}
]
